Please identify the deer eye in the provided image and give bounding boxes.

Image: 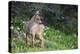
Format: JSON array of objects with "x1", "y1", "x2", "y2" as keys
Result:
[{"x1": 37, "y1": 18, "x2": 40, "y2": 20}]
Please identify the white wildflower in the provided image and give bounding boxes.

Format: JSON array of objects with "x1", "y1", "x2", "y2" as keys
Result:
[
  {"x1": 44, "y1": 26, "x2": 49, "y2": 30},
  {"x1": 62, "y1": 16, "x2": 64, "y2": 19},
  {"x1": 44, "y1": 33, "x2": 46, "y2": 36},
  {"x1": 46, "y1": 27, "x2": 49, "y2": 30},
  {"x1": 17, "y1": 27, "x2": 20, "y2": 30},
  {"x1": 23, "y1": 33, "x2": 26, "y2": 36},
  {"x1": 10, "y1": 26, "x2": 14, "y2": 29},
  {"x1": 23, "y1": 21, "x2": 25, "y2": 24}
]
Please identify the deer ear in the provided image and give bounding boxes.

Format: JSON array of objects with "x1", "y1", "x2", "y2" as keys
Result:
[{"x1": 31, "y1": 15, "x2": 35, "y2": 21}]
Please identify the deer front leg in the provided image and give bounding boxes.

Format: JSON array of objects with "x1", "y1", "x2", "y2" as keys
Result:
[{"x1": 32, "y1": 33, "x2": 35, "y2": 47}]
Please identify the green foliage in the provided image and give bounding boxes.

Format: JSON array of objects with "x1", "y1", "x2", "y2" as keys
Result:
[{"x1": 11, "y1": 26, "x2": 78, "y2": 52}]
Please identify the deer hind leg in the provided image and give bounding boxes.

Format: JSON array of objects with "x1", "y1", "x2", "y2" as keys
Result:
[
  {"x1": 38, "y1": 34, "x2": 44, "y2": 48},
  {"x1": 26, "y1": 33, "x2": 30, "y2": 47}
]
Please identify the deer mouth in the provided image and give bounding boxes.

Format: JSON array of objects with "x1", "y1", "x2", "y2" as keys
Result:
[{"x1": 39, "y1": 22, "x2": 43, "y2": 24}]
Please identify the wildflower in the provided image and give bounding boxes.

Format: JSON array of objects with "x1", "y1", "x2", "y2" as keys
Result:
[
  {"x1": 17, "y1": 27, "x2": 20, "y2": 30},
  {"x1": 46, "y1": 27, "x2": 49, "y2": 30},
  {"x1": 23, "y1": 21, "x2": 25, "y2": 24},
  {"x1": 44, "y1": 26, "x2": 49, "y2": 31},
  {"x1": 10, "y1": 26, "x2": 14, "y2": 29},
  {"x1": 44, "y1": 32, "x2": 46, "y2": 36},
  {"x1": 62, "y1": 16, "x2": 65, "y2": 19}
]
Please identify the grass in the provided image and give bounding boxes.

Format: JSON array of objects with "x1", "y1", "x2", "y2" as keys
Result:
[{"x1": 11, "y1": 26, "x2": 78, "y2": 53}]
